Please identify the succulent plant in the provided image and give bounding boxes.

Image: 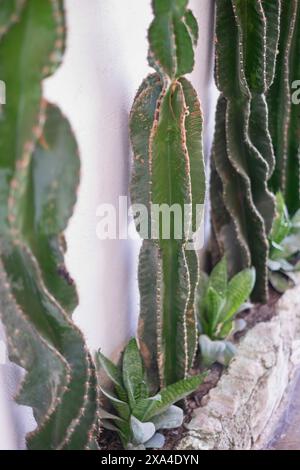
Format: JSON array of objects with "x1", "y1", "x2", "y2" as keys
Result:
[
  {"x1": 197, "y1": 257, "x2": 255, "y2": 367},
  {"x1": 268, "y1": 192, "x2": 300, "y2": 293},
  {"x1": 210, "y1": 0, "x2": 281, "y2": 303},
  {"x1": 130, "y1": 0, "x2": 206, "y2": 388},
  {"x1": 97, "y1": 338, "x2": 204, "y2": 450},
  {"x1": 0, "y1": 0, "x2": 99, "y2": 449},
  {"x1": 268, "y1": 0, "x2": 300, "y2": 215}
]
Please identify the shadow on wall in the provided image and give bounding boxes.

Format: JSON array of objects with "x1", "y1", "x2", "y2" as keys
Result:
[{"x1": 45, "y1": 0, "x2": 152, "y2": 359}]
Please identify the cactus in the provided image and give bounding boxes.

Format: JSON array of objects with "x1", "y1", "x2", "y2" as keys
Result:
[
  {"x1": 211, "y1": 0, "x2": 281, "y2": 302},
  {"x1": 97, "y1": 338, "x2": 205, "y2": 449},
  {"x1": 130, "y1": 0, "x2": 206, "y2": 388},
  {"x1": 0, "y1": 0, "x2": 99, "y2": 450},
  {"x1": 268, "y1": 0, "x2": 300, "y2": 215}
]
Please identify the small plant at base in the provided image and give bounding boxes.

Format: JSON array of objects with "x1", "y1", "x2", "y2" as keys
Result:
[
  {"x1": 96, "y1": 338, "x2": 205, "y2": 450},
  {"x1": 268, "y1": 193, "x2": 300, "y2": 293},
  {"x1": 196, "y1": 257, "x2": 256, "y2": 367}
]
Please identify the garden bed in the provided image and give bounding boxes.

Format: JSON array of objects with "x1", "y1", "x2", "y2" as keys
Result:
[
  {"x1": 99, "y1": 278, "x2": 300, "y2": 450},
  {"x1": 177, "y1": 275, "x2": 300, "y2": 450}
]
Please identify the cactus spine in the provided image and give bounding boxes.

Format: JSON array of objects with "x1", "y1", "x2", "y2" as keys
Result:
[
  {"x1": 0, "y1": 0, "x2": 99, "y2": 449},
  {"x1": 268, "y1": 0, "x2": 300, "y2": 214},
  {"x1": 211, "y1": 0, "x2": 281, "y2": 302},
  {"x1": 130, "y1": 0, "x2": 206, "y2": 387}
]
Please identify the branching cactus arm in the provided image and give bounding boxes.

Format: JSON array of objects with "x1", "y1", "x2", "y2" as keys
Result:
[{"x1": 0, "y1": 0, "x2": 99, "y2": 450}]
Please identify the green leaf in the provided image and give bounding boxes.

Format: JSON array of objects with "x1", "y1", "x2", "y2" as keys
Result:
[
  {"x1": 99, "y1": 408, "x2": 124, "y2": 422},
  {"x1": 221, "y1": 268, "x2": 256, "y2": 323},
  {"x1": 122, "y1": 338, "x2": 145, "y2": 409},
  {"x1": 135, "y1": 374, "x2": 204, "y2": 422},
  {"x1": 218, "y1": 320, "x2": 234, "y2": 339},
  {"x1": 205, "y1": 287, "x2": 225, "y2": 337},
  {"x1": 100, "y1": 387, "x2": 130, "y2": 421},
  {"x1": 270, "y1": 193, "x2": 291, "y2": 248},
  {"x1": 208, "y1": 257, "x2": 228, "y2": 296},
  {"x1": 96, "y1": 350, "x2": 123, "y2": 389},
  {"x1": 102, "y1": 420, "x2": 122, "y2": 433}
]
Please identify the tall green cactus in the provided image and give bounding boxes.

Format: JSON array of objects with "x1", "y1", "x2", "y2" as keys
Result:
[
  {"x1": 211, "y1": 0, "x2": 281, "y2": 302},
  {"x1": 130, "y1": 0, "x2": 206, "y2": 388},
  {"x1": 268, "y1": 0, "x2": 300, "y2": 215},
  {"x1": 0, "y1": 0, "x2": 99, "y2": 450}
]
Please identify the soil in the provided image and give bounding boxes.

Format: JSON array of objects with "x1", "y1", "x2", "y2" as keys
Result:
[
  {"x1": 98, "y1": 286, "x2": 281, "y2": 451},
  {"x1": 235, "y1": 287, "x2": 280, "y2": 340}
]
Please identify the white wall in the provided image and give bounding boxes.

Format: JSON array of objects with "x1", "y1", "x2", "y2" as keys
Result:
[{"x1": 0, "y1": 0, "x2": 217, "y2": 449}]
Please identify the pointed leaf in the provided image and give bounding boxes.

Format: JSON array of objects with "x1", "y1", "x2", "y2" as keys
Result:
[
  {"x1": 209, "y1": 257, "x2": 228, "y2": 296},
  {"x1": 96, "y1": 350, "x2": 123, "y2": 389},
  {"x1": 221, "y1": 268, "x2": 256, "y2": 323},
  {"x1": 122, "y1": 338, "x2": 145, "y2": 409},
  {"x1": 134, "y1": 374, "x2": 204, "y2": 422},
  {"x1": 100, "y1": 387, "x2": 130, "y2": 421}
]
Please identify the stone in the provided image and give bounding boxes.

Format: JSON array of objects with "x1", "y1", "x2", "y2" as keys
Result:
[{"x1": 178, "y1": 274, "x2": 300, "y2": 450}]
